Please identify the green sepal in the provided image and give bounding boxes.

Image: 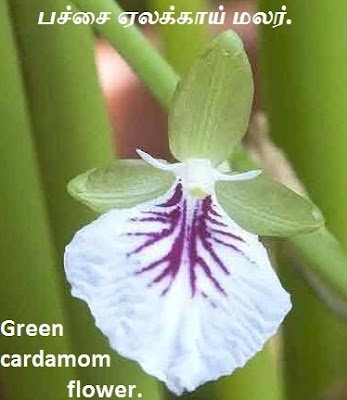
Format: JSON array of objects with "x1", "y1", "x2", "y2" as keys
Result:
[
  {"x1": 216, "y1": 174, "x2": 325, "y2": 237},
  {"x1": 68, "y1": 159, "x2": 175, "y2": 213},
  {"x1": 169, "y1": 29, "x2": 254, "y2": 166}
]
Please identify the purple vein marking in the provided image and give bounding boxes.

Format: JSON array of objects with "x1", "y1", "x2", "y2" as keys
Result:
[{"x1": 126, "y1": 183, "x2": 246, "y2": 298}]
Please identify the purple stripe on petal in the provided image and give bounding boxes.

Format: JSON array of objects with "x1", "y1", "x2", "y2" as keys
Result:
[
  {"x1": 208, "y1": 204, "x2": 223, "y2": 217},
  {"x1": 205, "y1": 215, "x2": 227, "y2": 227},
  {"x1": 131, "y1": 216, "x2": 170, "y2": 223},
  {"x1": 196, "y1": 256, "x2": 227, "y2": 296},
  {"x1": 159, "y1": 183, "x2": 183, "y2": 207},
  {"x1": 209, "y1": 228, "x2": 244, "y2": 242},
  {"x1": 125, "y1": 183, "x2": 248, "y2": 299},
  {"x1": 130, "y1": 209, "x2": 181, "y2": 255}
]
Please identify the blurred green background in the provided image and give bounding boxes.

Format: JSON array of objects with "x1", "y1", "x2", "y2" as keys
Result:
[{"x1": 1, "y1": 0, "x2": 347, "y2": 399}]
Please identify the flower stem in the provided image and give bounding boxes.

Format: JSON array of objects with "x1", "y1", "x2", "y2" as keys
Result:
[
  {"x1": 260, "y1": 0, "x2": 347, "y2": 398},
  {"x1": 149, "y1": 0, "x2": 209, "y2": 75},
  {"x1": 73, "y1": 0, "x2": 179, "y2": 109}
]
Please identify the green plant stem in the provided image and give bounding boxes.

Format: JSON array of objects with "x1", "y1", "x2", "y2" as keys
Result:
[
  {"x1": 278, "y1": 254, "x2": 347, "y2": 400},
  {"x1": 290, "y1": 229, "x2": 347, "y2": 302},
  {"x1": 8, "y1": 0, "x2": 161, "y2": 397},
  {"x1": 0, "y1": 1, "x2": 76, "y2": 398},
  {"x1": 150, "y1": 0, "x2": 209, "y2": 75},
  {"x1": 73, "y1": 0, "x2": 179, "y2": 110},
  {"x1": 260, "y1": 0, "x2": 347, "y2": 398}
]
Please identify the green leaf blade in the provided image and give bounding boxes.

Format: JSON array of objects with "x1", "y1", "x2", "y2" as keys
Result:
[
  {"x1": 169, "y1": 30, "x2": 254, "y2": 166},
  {"x1": 216, "y1": 174, "x2": 324, "y2": 237},
  {"x1": 68, "y1": 159, "x2": 175, "y2": 213}
]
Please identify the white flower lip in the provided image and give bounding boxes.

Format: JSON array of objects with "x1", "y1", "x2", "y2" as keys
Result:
[{"x1": 64, "y1": 151, "x2": 291, "y2": 395}]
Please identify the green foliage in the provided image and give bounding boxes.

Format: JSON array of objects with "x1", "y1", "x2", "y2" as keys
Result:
[
  {"x1": 0, "y1": 1, "x2": 76, "y2": 398},
  {"x1": 69, "y1": 160, "x2": 175, "y2": 212},
  {"x1": 216, "y1": 174, "x2": 324, "y2": 237},
  {"x1": 169, "y1": 30, "x2": 254, "y2": 165},
  {"x1": 260, "y1": 0, "x2": 347, "y2": 398},
  {"x1": 291, "y1": 229, "x2": 347, "y2": 301},
  {"x1": 150, "y1": 0, "x2": 209, "y2": 75},
  {"x1": 73, "y1": 0, "x2": 179, "y2": 110}
]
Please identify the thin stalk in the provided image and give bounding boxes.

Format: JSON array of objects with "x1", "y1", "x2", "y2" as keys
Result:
[
  {"x1": 290, "y1": 229, "x2": 347, "y2": 303},
  {"x1": 260, "y1": 0, "x2": 347, "y2": 398},
  {"x1": 8, "y1": 0, "x2": 161, "y2": 397},
  {"x1": 277, "y1": 253, "x2": 347, "y2": 400},
  {"x1": 72, "y1": 0, "x2": 179, "y2": 109},
  {"x1": 150, "y1": 0, "x2": 209, "y2": 75},
  {"x1": 0, "y1": 1, "x2": 76, "y2": 398}
]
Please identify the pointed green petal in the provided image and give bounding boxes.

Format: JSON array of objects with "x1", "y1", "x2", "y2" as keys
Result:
[
  {"x1": 68, "y1": 160, "x2": 175, "y2": 213},
  {"x1": 169, "y1": 30, "x2": 254, "y2": 166},
  {"x1": 216, "y1": 174, "x2": 324, "y2": 237}
]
